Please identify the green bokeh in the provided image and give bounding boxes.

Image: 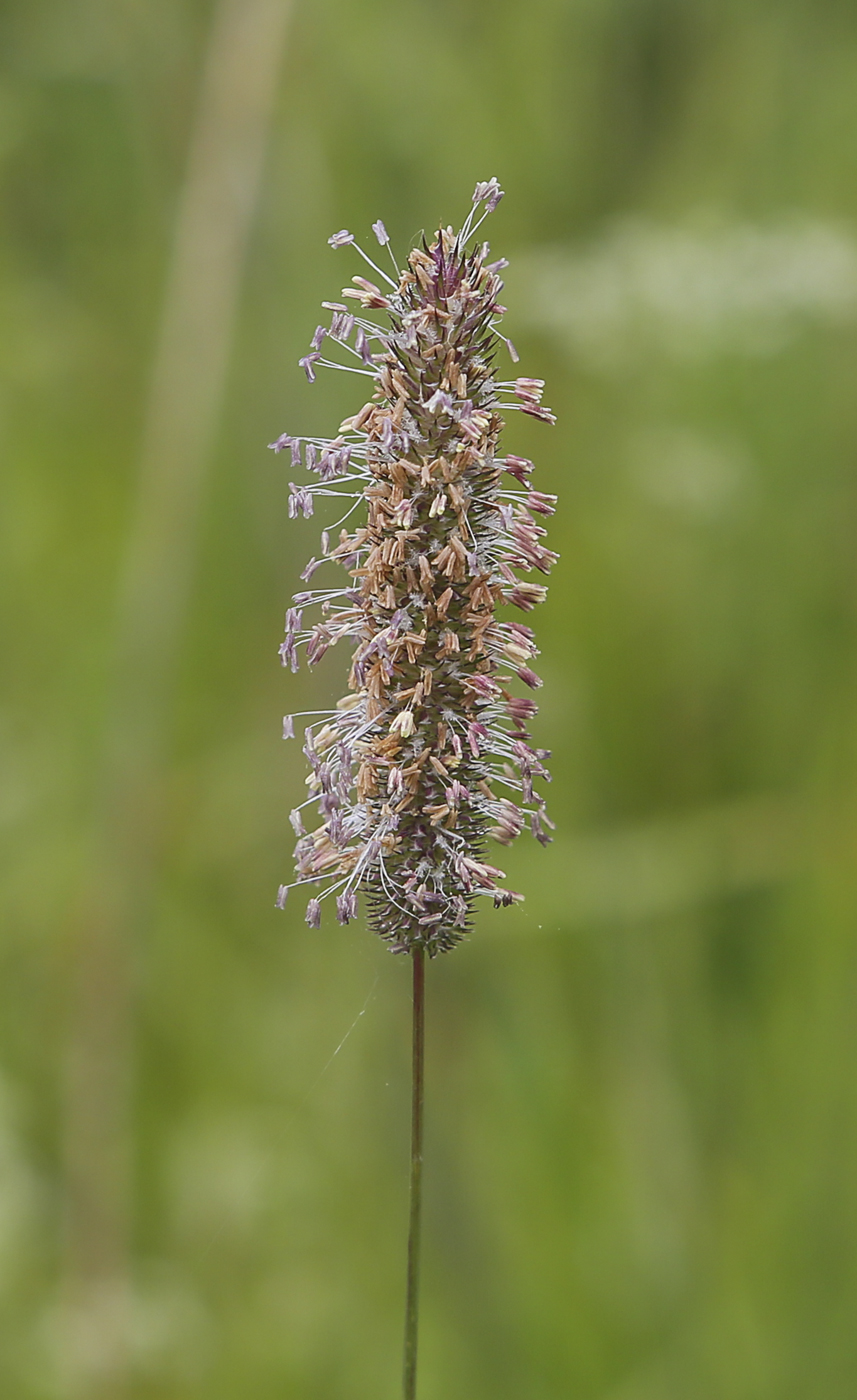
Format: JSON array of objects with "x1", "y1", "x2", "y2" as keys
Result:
[{"x1": 3, "y1": 1, "x2": 857, "y2": 1396}]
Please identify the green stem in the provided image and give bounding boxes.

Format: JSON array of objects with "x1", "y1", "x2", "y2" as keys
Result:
[{"x1": 403, "y1": 946, "x2": 426, "y2": 1400}]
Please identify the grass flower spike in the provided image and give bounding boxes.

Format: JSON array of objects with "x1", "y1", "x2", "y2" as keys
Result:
[{"x1": 273, "y1": 178, "x2": 556, "y2": 955}]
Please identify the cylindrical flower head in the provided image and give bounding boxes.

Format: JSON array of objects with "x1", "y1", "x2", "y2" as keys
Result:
[{"x1": 272, "y1": 180, "x2": 556, "y2": 955}]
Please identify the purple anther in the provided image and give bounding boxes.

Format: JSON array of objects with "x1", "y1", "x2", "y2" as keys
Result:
[
  {"x1": 299, "y1": 352, "x2": 321, "y2": 383},
  {"x1": 336, "y1": 891, "x2": 358, "y2": 924},
  {"x1": 472, "y1": 177, "x2": 504, "y2": 212}
]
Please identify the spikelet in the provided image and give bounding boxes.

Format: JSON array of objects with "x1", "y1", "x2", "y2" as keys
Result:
[{"x1": 272, "y1": 179, "x2": 556, "y2": 955}]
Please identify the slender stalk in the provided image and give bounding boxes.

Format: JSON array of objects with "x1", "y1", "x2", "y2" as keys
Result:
[
  {"x1": 403, "y1": 946, "x2": 426, "y2": 1400},
  {"x1": 62, "y1": 4, "x2": 293, "y2": 1392}
]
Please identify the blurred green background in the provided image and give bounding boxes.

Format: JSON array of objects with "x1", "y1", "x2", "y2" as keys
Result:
[{"x1": 3, "y1": 0, "x2": 857, "y2": 1396}]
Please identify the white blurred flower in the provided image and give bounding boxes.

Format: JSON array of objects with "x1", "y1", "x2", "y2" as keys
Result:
[{"x1": 515, "y1": 215, "x2": 857, "y2": 367}]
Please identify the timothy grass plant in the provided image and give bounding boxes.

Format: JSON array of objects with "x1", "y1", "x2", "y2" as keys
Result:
[{"x1": 272, "y1": 180, "x2": 555, "y2": 1396}]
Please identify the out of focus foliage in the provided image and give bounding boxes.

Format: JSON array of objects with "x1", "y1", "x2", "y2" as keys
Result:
[{"x1": 3, "y1": 0, "x2": 857, "y2": 1396}]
